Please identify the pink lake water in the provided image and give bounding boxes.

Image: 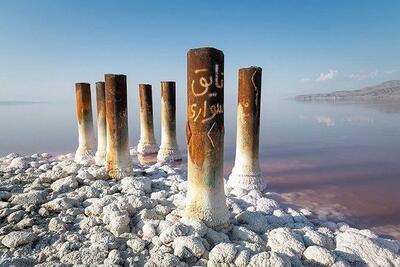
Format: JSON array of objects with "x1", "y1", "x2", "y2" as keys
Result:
[{"x1": 1, "y1": 98, "x2": 400, "y2": 239}]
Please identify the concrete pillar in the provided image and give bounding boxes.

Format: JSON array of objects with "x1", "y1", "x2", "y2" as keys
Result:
[
  {"x1": 74, "y1": 83, "x2": 95, "y2": 163},
  {"x1": 228, "y1": 67, "x2": 266, "y2": 191},
  {"x1": 186, "y1": 47, "x2": 228, "y2": 227},
  {"x1": 95, "y1": 81, "x2": 107, "y2": 166},
  {"x1": 105, "y1": 74, "x2": 132, "y2": 179},
  {"x1": 137, "y1": 84, "x2": 159, "y2": 155},
  {"x1": 157, "y1": 81, "x2": 182, "y2": 162}
]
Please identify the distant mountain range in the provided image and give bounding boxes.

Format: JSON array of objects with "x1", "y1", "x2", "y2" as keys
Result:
[{"x1": 295, "y1": 80, "x2": 400, "y2": 101}]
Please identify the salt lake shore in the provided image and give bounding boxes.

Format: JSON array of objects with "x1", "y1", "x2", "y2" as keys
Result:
[{"x1": 0, "y1": 153, "x2": 399, "y2": 267}]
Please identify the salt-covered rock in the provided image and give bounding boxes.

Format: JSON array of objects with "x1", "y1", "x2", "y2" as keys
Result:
[
  {"x1": 249, "y1": 251, "x2": 290, "y2": 267},
  {"x1": 102, "y1": 204, "x2": 130, "y2": 235},
  {"x1": 39, "y1": 169, "x2": 69, "y2": 182},
  {"x1": 160, "y1": 223, "x2": 189, "y2": 244},
  {"x1": 142, "y1": 222, "x2": 157, "y2": 240},
  {"x1": 236, "y1": 211, "x2": 270, "y2": 233},
  {"x1": 301, "y1": 228, "x2": 335, "y2": 250},
  {"x1": 43, "y1": 197, "x2": 80, "y2": 212},
  {"x1": 231, "y1": 225, "x2": 264, "y2": 244},
  {"x1": 7, "y1": 210, "x2": 25, "y2": 223},
  {"x1": 48, "y1": 217, "x2": 67, "y2": 232},
  {"x1": 51, "y1": 176, "x2": 78, "y2": 193},
  {"x1": 127, "y1": 238, "x2": 146, "y2": 253},
  {"x1": 233, "y1": 248, "x2": 251, "y2": 267},
  {"x1": 267, "y1": 227, "x2": 306, "y2": 259},
  {"x1": 267, "y1": 209, "x2": 294, "y2": 226},
  {"x1": 121, "y1": 176, "x2": 151, "y2": 194},
  {"x1": 303, "y1": 245, "x2": 336, "y2": 266},
  {"x1": 0, "y1": 191, "x2": 12, "y2": 201},
  {"x1": 8, "y1": 157, "x2": 30, "y2": 170},
  {"x1": 1, "y1": 230, "x2": 37, "y2": 248},
  {"x1": 11, "y1": 190, "x2": 46, "y2": 207},
  {"x1": 208, "y1": 242, "x2": 237, "y2": 265},
  {"x1": 172, "y1": 236, "x2": 205, "y2": 258},
  {"x1": 335, "y1": 231, "x2": 400, "y2": 266},
  {"x1": 181, "y1": 217, "x2": 208, "y2": 237},
  {"x1": 61, "y1": 247, "x2": 108, "y2": 265},
  {"x1": 256, "y1": 197, "x2": 279, "y2": 214},
  {"x1": 205, "y1": 228, "x2": 230, "y2": 246}
]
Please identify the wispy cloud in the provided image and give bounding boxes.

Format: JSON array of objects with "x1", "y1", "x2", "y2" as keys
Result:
[
  {"x1": 301, "y1": 68, "x2": 398, "y2": 83},
  {"x1": 347, "y1": 71, "x2": 378, "y2": 80},
  {"x1": 316, "y1": 69, "x2": 338, "y2": 81}
]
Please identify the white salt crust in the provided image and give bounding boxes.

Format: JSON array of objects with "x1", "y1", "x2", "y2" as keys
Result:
[
  {"x1": 94, "y1": 150, "x2": 106, "y2": 166},
  {"x1": 0, "y1": 152, "x2": 399, "y2": 267},
  {"x1": 74, "y1": 148, "x2": 94, "y2": 165},
  {"x1": 227, "y1": 169, "x2": 266, "y2": 192},
  {"x1": 157, "y1": 147, "x2": 182, "y2": 163},
  {"x1": 137, "y1": 142, "x2": 159, "y2": 155}
]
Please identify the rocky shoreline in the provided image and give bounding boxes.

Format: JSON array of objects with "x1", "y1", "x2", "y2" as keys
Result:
[
  {"x1": 0, "y1": 153, "x2": 399, "y2": 266},
  {"x1": 295, "y1": 80, "x2": 400, "y2": 102}
]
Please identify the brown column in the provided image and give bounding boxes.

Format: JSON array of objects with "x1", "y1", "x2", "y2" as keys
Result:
[
  {"x1": 105, "y1": 74, "x2": 132, "y2": 179},
  {"x1": 228, "y1": 67, "x2": 265, "y2": 190},
  {"x1": 137, "y1": 84, "x2": 159, "y2": 155},
  {"x1": 186, "y1": 47, "x2": 228, "y2": 227},
  {"x1": 157, "y1": 81, "x2": 182, "y2": 162},
  {"x1": 74, "y1": 83, "x2": 95, "y2": 164},
  {"x1": 95, "y1": 81, "x2": 107, "y2": 166}
]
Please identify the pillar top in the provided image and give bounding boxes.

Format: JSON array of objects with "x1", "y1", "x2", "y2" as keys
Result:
[
  {"x1": 239, "y1": 66, "x2": 262, "y2": 71},
  {"x1": 96, "y1": 81, "x2": 105, "y2": 85},
  {"x1": 104, "y1": 74, "x2": 126, "y2": 78},
  {"x1": 160, "y1": 81, "x2": 175, "y2": 84},
  {"x1": 75, "y1": 82, "x2": 90, "y2": 86},
  {"x1": 187, "y1": 47, "x2": 223, "y2": 56}
]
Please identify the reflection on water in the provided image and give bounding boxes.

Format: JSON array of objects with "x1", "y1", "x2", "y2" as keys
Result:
[{"x1": 1, "y1": 98, "x2": 400, "y2": 239}]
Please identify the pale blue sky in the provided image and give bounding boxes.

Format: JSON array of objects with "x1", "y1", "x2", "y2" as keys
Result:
[{"x1": 0, "y1": 0, "x2": 399, "y2": 102}]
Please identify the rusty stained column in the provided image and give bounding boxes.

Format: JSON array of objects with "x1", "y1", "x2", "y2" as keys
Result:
[
  {"x1": 95, "y1": 81, "x2": 107, "y2": 166},
  {"x1": 227, "y1": 67, "x2": 266, "y2": 191},
  {"x1": 157, "y1": 81, "x2": 182, "y2": 162},
  {"x1": 186, "y1": 47, "x2": 228, "y2": 227},
  {"x1": 74, "y1": 83, "x2": 95, "y2": 164},
  {"x1": 105, "y1": 74, "x2": 132, "y2": 179},
  {"x1": 137, "y1": 84, "x2": 159, "y2": 155}
]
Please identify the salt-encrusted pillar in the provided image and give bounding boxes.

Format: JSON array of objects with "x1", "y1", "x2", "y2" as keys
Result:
[
  {"x1": 105, "y1": 74, "x2": 132, "y2": 179},
  {"x1": 74, "y1": 83, "x2": 95, "y2": 163},
  {"x1": 157, "y1": 81, "x2": 182, "y2": 162},
  {"x1": 228, "y1": 67, "x2": 266, "y2": 191},
  {"x1": 95, "y1": 81, "x2": 107, "y2": 166},
  {"x1": 186, "y1": 47, "x2": 228, "y2": 227},
  {"x1": 137, "y1": 84, "x2": 159, "y2": 155}
]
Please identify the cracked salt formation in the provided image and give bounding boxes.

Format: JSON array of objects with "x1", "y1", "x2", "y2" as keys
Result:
[
  {"x1": 137, "y1": 84, "x2": 159, "y2": 155},
  {"x1": 228, "y1": 67, "x2": 266, "y2": 191},
  {"x1": 104, "y1": 74, "x2": 132, "y2": 179},
  {"x1": 74, "y1": 83, "x2": 95, "y2": 164},
  {"x1": 0, "y1": 152, "x2": 399, "y2": 266},
  {"x1": 157, "y1": 81, "x2": 182, "y2": 163},
  {"x1": 95, "y1": 81, "x2": 107, "y2": 166},
  {"x1": 185, "y1": 47, "x2": 229, "y2": 227}
]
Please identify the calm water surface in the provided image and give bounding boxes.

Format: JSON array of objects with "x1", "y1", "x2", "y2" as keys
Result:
[{"x1": 1, "y1": 98, "x2": 400, "y2": 239}]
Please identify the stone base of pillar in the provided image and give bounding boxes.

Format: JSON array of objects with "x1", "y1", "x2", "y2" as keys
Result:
[
  {"x1": 137, "y1": 141, "x2": 159, "y2": 155},
  {"x1": 74, "y1": 147, "x2": 94, "y2": 164},
  {"x1": 157, "y1": 146, "x2": 182, "y2": 162},
  {"x1": 227, "y1": 166, "x2": 266, "y2": 191},
  {"x1": 95, "y1": 150, "x2": 106, "y2": 166}
]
